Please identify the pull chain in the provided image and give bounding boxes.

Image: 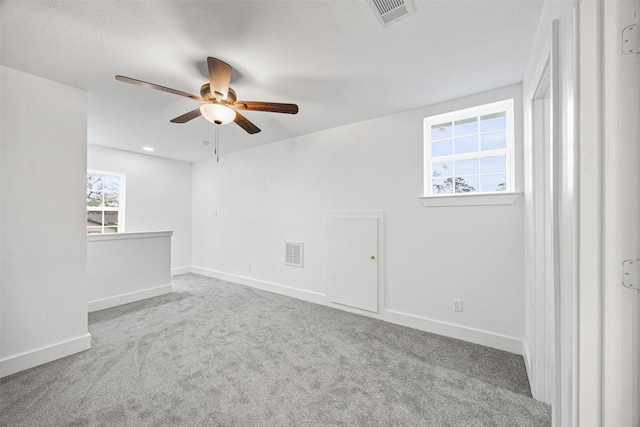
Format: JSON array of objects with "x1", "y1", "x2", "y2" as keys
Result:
[{"x1": 215, "y1": 124, "x2": 219, "y2": 162}]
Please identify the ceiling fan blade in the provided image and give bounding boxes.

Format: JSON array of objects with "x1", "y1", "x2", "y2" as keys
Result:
[
  {"x1": 234, "y1": 101, "x2": 299, "y2": 114},
  {"x1": 207, "y1": 57, "x2": 232, "y2": 101},
  {"x1": 233, "y1": 111, "x2": 261, "y2": 134},
  {"x1": 170, "y1": 108, "x2": 202, "y2": 124},
  {"x1": 115, "y1": 75, "x2": 203, "y2": 101}
]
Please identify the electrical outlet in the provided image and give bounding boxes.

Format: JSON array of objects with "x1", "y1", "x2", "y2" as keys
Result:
[
  {"x1": 453, "y1": 298, "x2": 462, "y2": 312},
  {"x1": 247, "y1": 263, "x2": 252, "y2": 271},
  {"x1": 212, "y1": 210, "x2": 218, "y2": 217}
]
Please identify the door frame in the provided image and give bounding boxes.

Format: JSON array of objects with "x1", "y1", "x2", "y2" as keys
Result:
[
  {"x1": 325, "y1": 211, "x2": 385, "y2": 319},
  {"x1": 524, "y1": 20, "x2": 562, "y2": 420}
]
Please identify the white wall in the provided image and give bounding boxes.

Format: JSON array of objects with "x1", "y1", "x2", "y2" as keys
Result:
[
  {"x1": 87, "y1": 145, "x2": 192, "y2": 273},
  {"x1": 522, "y1": 0, "x2": 575, "y2": 420},
  {"x1": 88, "y1": 231, "x2": 173, "y2": 312},
  {"x1": 192, "y1": 84, "x2": 525, "y2": 353},
  {"x1": 0, "y1": 66, "x2": 91, "y2": 377}
]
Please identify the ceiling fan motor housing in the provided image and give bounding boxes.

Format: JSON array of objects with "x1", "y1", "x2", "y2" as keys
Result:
[{"x1": 200, "y1": 83, "x2": 237, "y2": 104}]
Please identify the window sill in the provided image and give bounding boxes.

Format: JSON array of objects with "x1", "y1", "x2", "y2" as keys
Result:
[{"x1": 419, "y1": 192, "x2": 521, "y2": 207}]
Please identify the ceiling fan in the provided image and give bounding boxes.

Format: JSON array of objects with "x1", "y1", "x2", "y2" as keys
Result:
[{"x1": 115, "y1": 57, "x2": 299, "y2": 134}]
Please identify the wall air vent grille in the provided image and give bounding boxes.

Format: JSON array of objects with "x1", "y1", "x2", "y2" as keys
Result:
[
  {"x1": 368, "y1": 0, "x2": 415, "y2": 26},
  {"x1": 285, "y1": 241, "x2": 304, "y2": 268}
]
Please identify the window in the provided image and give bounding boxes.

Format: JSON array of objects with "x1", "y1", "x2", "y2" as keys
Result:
[
  {"x1": 86, "y1": 170, "x2": 125, "y2": 234},
  {"x1": 424, "y1": 99, "x2": 515, "y2": 198}
]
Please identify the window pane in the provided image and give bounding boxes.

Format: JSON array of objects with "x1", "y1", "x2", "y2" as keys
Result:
[
  {"x1": 454, "y1": 135, "x2": 478, "y2": 154},
  {"x1": 454, "y1": 158, "x2": 478, "y2": 175},
  {"x1": 103, "y1": 211, "x2": 119, "y2": 227},
  {"x1": 480, "y1": 156, "x2": 506, "y2": 174},
  {"x1": 432, "y1": 177, "x2": 454, "y2": 194},
  {"x1": 87, "y1": 174, "x2": 103, "y2": 207},
  {"x1": 103, "y1": 226, "x2": 118, "y2": 234},
  {"x1": 431, "y1": 140, "x2": 452, "y2": 157},
  {"x1": 454, "y1": 117, "x2": 477, "y2": 136},
  {"x1": 432, "y1": 161, "x2": 453, "y2": 178},
  {"x1": 102, "y1": 175, "x2": 120, "y2": 207},
  {"x1": 480, "y1": 174, "x2": 507, "y2": 192},
  {"x1": 431, "y1": 122, "x2": 452, "y2": 140},
  {"x1": 480, "y1": 112, "x2": 507, "y2": 132},
  {"x1": 481, "y1": 131, "x2": 507, "y2": 151},
  {"x1": 87, "y1": 210, "x2": 102, "y2": 226},
  {"x1": 103, "y1": 192, "x2": 119, "y2": 207},
  {"x1": 454, "y1": 176, "x2": 478, "y2": 193},
  {"x1": 87, "y1": 192, "x2": 102, "y2": 207}
]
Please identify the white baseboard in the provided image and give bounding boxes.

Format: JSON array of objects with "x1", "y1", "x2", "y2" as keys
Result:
[
  {"x1": 88, "y1": 284, "x2": 173, "y2": 313},
  {"x1": 384, "y1": 309, "x2": 523, "y2": 355},
  {"x1": 187, "y1": 268, "x2": 522, "y2": 355},
  {"x1": 191, "y1": 266, "x2": 326, "y2": 306},
  {"x1": 0, "y1": 333, "x2": 91, "y2": 378},
  {"x1": 171, "y1": 266, "x2": 192, "y2": 276},
  {"x1": 522, "y1": 341, "x2": 533, "y2": 390}
]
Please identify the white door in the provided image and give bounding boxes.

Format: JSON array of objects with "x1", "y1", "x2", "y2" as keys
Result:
[
  {"x1": 326, "y1": 215, "x2": 378, "y2": 314},
  {"x1": 620, "y1": 0, "x2": 640, "y2": 421},
  {"x1": 635, "y1": 6, "x2": 640, "y2": 417},
  {"x1": 633, "y1": 1, "x2": 639, "y2": 418},
  {"x1": 603, "y1": 0, "x2": 639, "y2": 425}
]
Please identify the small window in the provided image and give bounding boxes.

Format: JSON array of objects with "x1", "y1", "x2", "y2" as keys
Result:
[
  {"x1": 424, "y1": 99, "x2": 514, "y2": 197},
  {"x1": 86, "y1": 170, "x2": 125, "y2": 234}
]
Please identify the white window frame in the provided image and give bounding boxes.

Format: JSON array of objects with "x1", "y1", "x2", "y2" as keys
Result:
[
  {"x1": 86, "y1": 169, "x2": 126, "y2": 234},
  {"x1": 422, "y1": 99, "x2": 519, "y2": 206}
]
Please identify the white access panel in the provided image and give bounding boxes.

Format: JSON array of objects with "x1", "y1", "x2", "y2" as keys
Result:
[{"x1": 326, "y1": 215, "x2": 379, "y2": 313}]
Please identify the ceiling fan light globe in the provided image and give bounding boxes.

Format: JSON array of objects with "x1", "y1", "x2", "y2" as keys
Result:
[{"x1": 200, "y1": 104, "x2": 236, "y2": 125}]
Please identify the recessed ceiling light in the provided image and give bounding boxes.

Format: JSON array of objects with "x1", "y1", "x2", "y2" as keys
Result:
[{"x1": 143, "y1": 146, "x2": 154, "y2": 152}]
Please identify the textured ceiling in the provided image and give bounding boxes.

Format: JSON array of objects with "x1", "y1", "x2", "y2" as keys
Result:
[{"x1": 1, "y1": 0, "x2": 544, "y2": 163}]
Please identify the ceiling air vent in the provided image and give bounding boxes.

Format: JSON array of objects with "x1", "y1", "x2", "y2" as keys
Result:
[
  {"x1": 368, "y1": 0, "x2": 415, "y2": 27},
  {"x1": 285, "y1": 241, "x2": 304, "y2": 268}
]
